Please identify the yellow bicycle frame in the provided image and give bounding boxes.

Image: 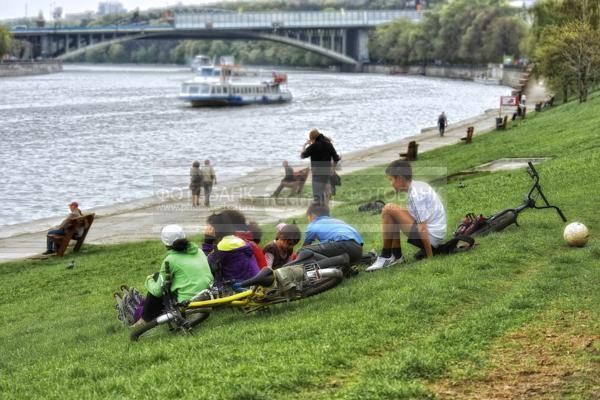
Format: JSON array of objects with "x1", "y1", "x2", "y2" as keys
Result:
[{"x1": 186, "y1": 281, "x2": 283, "y2": 313}]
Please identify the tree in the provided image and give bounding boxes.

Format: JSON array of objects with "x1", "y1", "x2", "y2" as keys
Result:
[
  {"x1": 107, "y1": 43, "x2": 127, "y2": 63},
  {"x1": 369, "y1": 0, "x2": 528, "y2": 65},
  {"x1": 0, "y1": 25, "x2": 12, "y2": 57},
  {"x1": 531, "y1": 0, "x2": 600, "y2": 102},
  {"x1": 85, "y1": 47, "x2": 106, "y2": 63},
  {"x1": 536, "y1": 21, "x2": 600, "y2": 102},
  {"x1": 481, "y1": 16, "x2": 527, "y2": 63}
]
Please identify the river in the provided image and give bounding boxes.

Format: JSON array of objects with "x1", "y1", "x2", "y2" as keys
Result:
[{"x1": 0, "y1": 64, "x2": 511, "y2": 228}]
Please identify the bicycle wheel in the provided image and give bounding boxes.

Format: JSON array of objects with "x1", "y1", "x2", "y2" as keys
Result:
[
  {"x1": 184, "y1": 309, "x2": 211, "y2": 328},
  {"x1": 130, "y1": 319, "x2": 161, "y2": 341},
  {"x1": 302, "y1": 268, "x2": 343, "y2": 298}
]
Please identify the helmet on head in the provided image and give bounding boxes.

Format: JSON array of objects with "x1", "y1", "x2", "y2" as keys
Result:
[{"x1": 161, "y1": 224, "x2": 186, "y2": 246}]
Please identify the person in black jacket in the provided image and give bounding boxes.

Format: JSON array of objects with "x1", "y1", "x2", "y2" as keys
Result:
[{"x1": 300, "y1": 129, "x2": 340, "y2": 205}]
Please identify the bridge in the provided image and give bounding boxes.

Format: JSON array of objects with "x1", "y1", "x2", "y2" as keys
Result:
[{"x1": 11, "y1": 10, "x2": 422, "y2": 70}]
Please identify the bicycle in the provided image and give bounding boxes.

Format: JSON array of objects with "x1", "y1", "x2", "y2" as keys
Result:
[
  {"x1": 130, "y1": 254, "x2": 348, "y2": 341},
  {"x1": 455, "y1": 161, "x2": 567, "y2": 237}
]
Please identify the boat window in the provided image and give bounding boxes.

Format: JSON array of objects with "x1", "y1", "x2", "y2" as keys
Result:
[
  {"x1": 189, "y1": 86, "x2": 199, "y2": 94},
  {"x1": 200, "y1": 85, "x2": 209, "y2": 94},
  {"x1": 223, "y1": 87, "x2": 229, "y2": 95},
  {"x1": 200, "y1": 68, "x2": 213, "y2": 77}
]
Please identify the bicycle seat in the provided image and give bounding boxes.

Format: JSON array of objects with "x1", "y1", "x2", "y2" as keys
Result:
[{"x1": 239, "y1": 267, "x2": 275, "y2": 288}]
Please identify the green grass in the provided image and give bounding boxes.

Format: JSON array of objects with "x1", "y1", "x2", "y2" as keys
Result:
[{"x1": 1, "y1": 94, "x2": 599, "y2": 399}]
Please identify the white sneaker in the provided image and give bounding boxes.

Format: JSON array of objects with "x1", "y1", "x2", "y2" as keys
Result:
[{"x1": 366, "y1": 255, "x2": 405, "y2": 272}]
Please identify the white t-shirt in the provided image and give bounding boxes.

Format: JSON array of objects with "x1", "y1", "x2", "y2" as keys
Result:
[{"x1": 407, "y1": 180, "x2": 447, "y2": 246}]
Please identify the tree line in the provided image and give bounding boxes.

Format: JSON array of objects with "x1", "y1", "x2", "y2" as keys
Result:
[
  {"x1": 370, "y1": 0, "x2": 527, "y2": 66},
  {"x1": 0, "y1": 25, "x2": 11, "y2": 57},
  {"x1": 69, "y1": 39, "x2": 332, "y2": 67}
]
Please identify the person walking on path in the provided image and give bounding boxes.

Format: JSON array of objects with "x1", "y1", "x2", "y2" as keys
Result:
[
  {"x1": 272, "y1": 160, "x2": 295, "y2": 197},
  {"x1": 43, "y1": 201, "x2": 83, "y2": 255},
  {"x1": 438, "y1": 112, "x2": 448, "y2": 136},
  {"x1": 301, "y1": 129, "x2": 340, "y2": 205},
  {"x1": 200, "y1": 159, "x2": 217, "y2": 207},
  {"x1": 189, "y1": 161, "x2": 203, "y2": 208}
]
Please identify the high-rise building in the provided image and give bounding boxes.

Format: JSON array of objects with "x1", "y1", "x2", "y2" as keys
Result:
[{"x1": 97, "y1": 1, "x2": 126, "y2": 16}]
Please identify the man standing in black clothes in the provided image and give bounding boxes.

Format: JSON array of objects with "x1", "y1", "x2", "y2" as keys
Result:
[{"x1": 301, "y1": 129, "x2": 340, "y2": 205}]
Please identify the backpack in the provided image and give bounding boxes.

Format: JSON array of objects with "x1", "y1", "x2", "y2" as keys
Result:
[
  {"x1": 274, "y1": 264, "x2": 306, "y2": 297},
  {"x1": 114, "y1": 285, "x2": 144, "y2": 326},
  {"x1": 191, "y1": 174, "x2": 203, "y2": 185},
  {"x1": 358, "y1": 200, "x2": 386, "y2": 215},
  {"x1": 454, "y1": 213, "x2": 488, "y2": 237}
]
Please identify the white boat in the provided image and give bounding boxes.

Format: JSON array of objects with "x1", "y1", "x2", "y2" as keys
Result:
[
  {"x1": 190, "y1": 54, "x2": 212, "y2": 72},
  {"x1": 474, "y1": 75, "x2": 501, "y2": 85},
  {"x1": 180, "y1": 56, "x2": 292, "y2": 107}
]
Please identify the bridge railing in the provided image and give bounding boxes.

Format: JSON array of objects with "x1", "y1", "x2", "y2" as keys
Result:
[{"x1": 175, "y1": 9, "x2": 422, "y2": 29}]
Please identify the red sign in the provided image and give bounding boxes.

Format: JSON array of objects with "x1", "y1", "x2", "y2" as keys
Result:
[{"x1": 500, "y1": 96, "x2": 519, "y2": 107}]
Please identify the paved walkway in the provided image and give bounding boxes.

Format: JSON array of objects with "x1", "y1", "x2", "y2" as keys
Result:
[{"x1": 0, "y1": 79, "x2": 550, "y2": 263}]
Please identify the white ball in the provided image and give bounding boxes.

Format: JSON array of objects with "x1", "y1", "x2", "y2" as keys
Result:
[{"x1": 563, "y1": 222, "x2": 589, "y2": 247}]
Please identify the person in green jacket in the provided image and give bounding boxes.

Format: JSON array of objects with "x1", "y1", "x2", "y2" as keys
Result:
[{"x1": 136, "y1": 224, "x2": 214, "y2": 325}]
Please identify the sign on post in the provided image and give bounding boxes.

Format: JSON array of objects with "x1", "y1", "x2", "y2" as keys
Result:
[{"x1": 500, "y1": 95, "x2": 519, "y2": 116}]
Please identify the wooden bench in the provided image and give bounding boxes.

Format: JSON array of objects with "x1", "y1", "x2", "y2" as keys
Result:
[
  {"x1": 461, "y1": 126, "x2": 474, "y2": 144},
  {"x1": 280, "y1": 167, "x2": 310, "y2": 195},
  {"x1": 49, "y1": 214, "x2": 95, "y2": 256},
  {"x1": 497, "y1": 115, "x2": 508, "y2": 130},
  {"x1": 535, "y1": 102, "x2": 543, "y2": 112},
  {"x1": 399, "y1": 141, "x2": 418, "y2": 161}
]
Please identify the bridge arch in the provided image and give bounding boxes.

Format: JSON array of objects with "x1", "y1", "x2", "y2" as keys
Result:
[{"x1": 57, "y1": 30, "x2": 359, "y2": 65}]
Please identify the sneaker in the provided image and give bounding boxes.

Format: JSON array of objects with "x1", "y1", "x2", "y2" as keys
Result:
[
  {"x1": 42, "y1": 250, "x2": 56, "y2": 255},
  {"x1": 365, "y1": 256, "x2": 406, "y2": 272}
]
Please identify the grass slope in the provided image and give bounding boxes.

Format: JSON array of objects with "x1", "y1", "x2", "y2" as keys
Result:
[{"x1": 1, "y1": 95, "x2": 599, "y2": 400}]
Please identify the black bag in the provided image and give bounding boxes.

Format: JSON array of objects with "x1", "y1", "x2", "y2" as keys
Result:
[
  {"x1": 414, "y1": 235, "x2": 475, "y2": 260},
  {"x1": 191, "y1": 174, "x2": 203, "y2": 185},
  {"x1": 358, "y1": 200, "x2": 385, "y2": 215},
  {"x1": 330, "y1": 172, "x2": 341, "y2": 187}
]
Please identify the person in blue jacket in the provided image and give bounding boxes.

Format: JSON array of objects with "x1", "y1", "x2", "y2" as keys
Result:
[{"x1": 296, "y1": 202, "x2": 364, "y2": 265}]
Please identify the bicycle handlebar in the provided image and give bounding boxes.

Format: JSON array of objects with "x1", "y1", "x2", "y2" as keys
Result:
[{"x1": 521, "y1": 161, "x2": 567, "y2": 222}]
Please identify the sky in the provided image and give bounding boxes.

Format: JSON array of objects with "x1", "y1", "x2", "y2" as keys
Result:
[{"x1": 0, "y1": 1, "x2": 231, "y2": 20}]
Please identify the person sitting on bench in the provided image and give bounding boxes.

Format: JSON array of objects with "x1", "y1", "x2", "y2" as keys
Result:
[
  {"x1": 44, "y1": 201, "x2": 83, "y2": 255},
  {"x1": 366, "y1": 160, "x2": 447, "y2": 272},
  {"x1": 272, "y1": 160, "x2": 296, "y2": 197},
  {"x1": 294, "y1": 203, "x2": 364, "y2": 266}
]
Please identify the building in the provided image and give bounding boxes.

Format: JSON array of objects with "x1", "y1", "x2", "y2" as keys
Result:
[
  {"x1": 63, "y1": 11, "x2": 95, "y2": 23},
  {"x1": 97, "y1": 1, "x2": 126, "y2": 16}
]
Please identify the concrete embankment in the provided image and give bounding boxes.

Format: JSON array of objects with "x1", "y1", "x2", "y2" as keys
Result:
[
  {"x1": 363, "y1": 63, "x2": 524, "y2": 89},
  {"x1": 0, "y1": 60, "x2": 63, "y2": 77}
]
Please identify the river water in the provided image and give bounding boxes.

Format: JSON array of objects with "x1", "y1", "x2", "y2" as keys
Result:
[{"x1": 0, "y1": 64, "x2": 510, "y2": 228}]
